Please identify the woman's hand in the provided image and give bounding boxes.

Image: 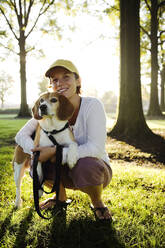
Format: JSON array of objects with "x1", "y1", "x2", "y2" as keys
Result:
[{"x1": 31, "y1": 146, "x2": 56, "y2": 163}]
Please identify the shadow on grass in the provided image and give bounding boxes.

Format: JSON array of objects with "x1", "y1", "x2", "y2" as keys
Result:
[
  {"x1": 0, "y1": 138, "x2": 15, "y2": 147},
  {"x1": 0, "y1": 208, "x2": 125, "y2": 248},
  {"x1": 48, "y1": 216, "x2": 124, "y2": 248},
  {"x1": 109, "y1": 131, "x2": 165, "y2": 165},
  {"x1": 48, "y1": 210, "x2": 67, "y2": 248},
  {"x1": 13, "y1": 208, "x2": 33, "y2": 248},
  {"x1": 0, "y1": 206, "x2": 15, "y2": 243}
]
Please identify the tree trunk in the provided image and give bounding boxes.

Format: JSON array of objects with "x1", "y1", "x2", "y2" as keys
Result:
[
  {"x1": 147, "y1": 0, "x2": 162, "y2": 116},
  {"x1": 1, "y1": 97, "x2": 4, "y2": 108},
  {"x1": 160, "y1": 65, "x2": 165, "y2": 111},
  {"x1": 17, "y1": 32, "x2": 31, "y2": 117},
  {"x1": 108, "y1": 0, "x2": 153, "y2": 142}
]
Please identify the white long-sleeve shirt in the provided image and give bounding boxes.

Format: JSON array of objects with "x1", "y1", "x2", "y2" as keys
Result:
[{"x1": 15, "y1": 96, "x2": 110, "y2": 166}]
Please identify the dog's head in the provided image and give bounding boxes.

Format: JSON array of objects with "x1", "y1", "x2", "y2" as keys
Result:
[{"x1": 32, "y1": 92, "x2": 74, "y2": 121}]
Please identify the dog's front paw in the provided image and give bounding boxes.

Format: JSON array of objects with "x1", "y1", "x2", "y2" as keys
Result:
[{"x1": 67, "y1": 143, "x2": 78, "y2": 169}]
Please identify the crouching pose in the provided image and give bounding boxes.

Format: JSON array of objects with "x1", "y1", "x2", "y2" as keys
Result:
[
  {"x1": 13, "y1": 91, "x2": 78, "y2": 207},
  {"x1": 15, "y1": 59, "x2": 113, "y2": 221}
]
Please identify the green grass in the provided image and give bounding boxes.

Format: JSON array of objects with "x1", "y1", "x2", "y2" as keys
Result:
[
  {"x1": 0, "y1": 114, "x2": 18, "y2": 119},
  {"x1": 0, "y1": 116, "x2": 165, "y2": 248},
  {"x1": 146, "y1": 120, "x2": 165, "y2": 129},
  {"x1": 106, "y1": 114, "x2": 165, "y2": 130},
  {"x1": 0, "y1": 118, "x2": 28, "y2": 146}
]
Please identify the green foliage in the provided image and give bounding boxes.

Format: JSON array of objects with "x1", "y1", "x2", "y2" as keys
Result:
[
  {"x1": 0, "y1": 116, "x2": 165, "y2": 247},
  {"x1": 38, "y1": 77, "x2": 49, "y2": 95},
  {"x1": 0, "y1": 30, "x2": 6, "y2": 36},
  {"x1": 102, "y1": 0, "x2": 119, "y2": 31}
]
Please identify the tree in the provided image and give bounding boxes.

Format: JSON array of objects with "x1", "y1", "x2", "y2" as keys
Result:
[
  {"x1": 0, "y1": 0, "x2": 55, "y2": 117},
  {"x1": 108, "y1": 0, "x2": 153, "y2": 141},
  {"x1": 140, "y1": 0, "x2": 165, "y2": 116},
  {"x1": 0, "y1": 72, "x2": 13, "y2": 108},
  {"x1": 160, "y1": 64, "x2": 165, "y2": 111},
  {"x1": 147, "y1": 0, "x2": 165, "y2": 116},
  {"x1": 160, "y1": 22, "x2": 165, "y2": 111}
]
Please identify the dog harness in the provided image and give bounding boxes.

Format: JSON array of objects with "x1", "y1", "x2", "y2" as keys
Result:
[
  {"x1": 41, "y1": 122, "x2": 69, "y2": 146},
  {"x1": 42, "y1": 122, "x2": 69, "y2": 135}
]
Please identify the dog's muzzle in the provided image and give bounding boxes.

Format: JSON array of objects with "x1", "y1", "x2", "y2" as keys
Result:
[{"x1": 39, "y1": 104, "x2": 47, "y2": 115}]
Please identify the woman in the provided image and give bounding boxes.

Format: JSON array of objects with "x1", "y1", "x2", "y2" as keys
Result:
[{"x1": 15, "y1": 59, "x2": 112, "y2": 221}]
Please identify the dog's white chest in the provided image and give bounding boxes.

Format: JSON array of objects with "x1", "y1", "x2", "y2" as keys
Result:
[
  {"x1": 39, "y1": 129, "x2": 72, "y2": 147},
  {"x1": 39, "y1": 130, "x2": 54, "y2": 146}
]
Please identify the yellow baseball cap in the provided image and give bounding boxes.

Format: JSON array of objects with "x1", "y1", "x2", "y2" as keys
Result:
[{"x1": 45, "y1": 59, "x2": 79, "y2": 77}]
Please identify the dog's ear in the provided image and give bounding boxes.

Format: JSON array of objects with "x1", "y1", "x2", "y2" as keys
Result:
[
  {"x1": 32, "y1": 99, "x2": 42, "y2": 120},
  {"x1": 57, "y1": 95, "x2": 74, "y2": 120}
]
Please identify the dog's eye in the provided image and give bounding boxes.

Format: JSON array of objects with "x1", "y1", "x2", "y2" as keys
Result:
[
  {"x1": 40, "y1": 98, "x2": 44, "y2": 103},
  {"x1": 50, "y1": 98, "x2": 57, "y2": 103}
]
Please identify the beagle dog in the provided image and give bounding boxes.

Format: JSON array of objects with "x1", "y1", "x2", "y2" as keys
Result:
[{"x1": 13, "y1": 92, "x2": 78, "y2": 208}]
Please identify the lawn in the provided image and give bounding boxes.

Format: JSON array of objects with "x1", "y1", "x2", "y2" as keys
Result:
[
  {"x1": 106, "y1": 113, "x2": 165, "y2": 130},
  {"x1": 0, "y1": 116, "x2": 165, "y2": 248}
]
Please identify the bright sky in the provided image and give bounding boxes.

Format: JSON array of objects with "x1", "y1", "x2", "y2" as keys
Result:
[{"x1": 0, "y1": 11, "x2": 120, "y2": 107}]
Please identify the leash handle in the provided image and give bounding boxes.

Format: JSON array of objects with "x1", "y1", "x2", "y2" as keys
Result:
[
  {"x1": 33, "y1": 151, "x2": 50, "y2": 219},
  {"x1": 52, "y1": 145, "x2": 63, "y2": 204},
  {"x1": 32, "y1": 146, "x2": 63, "y2": 219}
]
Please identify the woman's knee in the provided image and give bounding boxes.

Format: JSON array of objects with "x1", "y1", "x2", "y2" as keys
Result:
[{"x1": 69, "y1": 157, "x2": 111, "y2": 188}]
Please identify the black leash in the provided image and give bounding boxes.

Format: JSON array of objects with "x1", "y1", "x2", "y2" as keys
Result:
[
  {"x1": 32, "y1": 144, "x2": 63, "y2": 219},
  {"x1": 33, "y1": 151, "x2": 48, "y2": 219}
]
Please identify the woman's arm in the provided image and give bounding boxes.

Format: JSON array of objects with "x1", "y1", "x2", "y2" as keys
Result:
[
  {"x1": 62, "y1": 98, "x2": 107, "y2": 163},
  {"x1": 78, "y1": 99, "x2": 107, "y2": 158},
  {"x1": 32, "y1": 146, "x2": 56, "y2": 162},
  {"x1": 15, "y1": 118, "x2": 38, "y2": 155},
  {"x1": 16, "y1": 118, "x2": 57, "y2": 162}
]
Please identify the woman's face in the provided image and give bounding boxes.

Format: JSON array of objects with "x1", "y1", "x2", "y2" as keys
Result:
[{"x1": 49, "y1": 67, "x2": 80, "y2": 99}]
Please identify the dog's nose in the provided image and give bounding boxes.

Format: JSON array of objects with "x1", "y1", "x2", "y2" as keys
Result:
[{"x1": 40, "y1": 104, "x2": 47, "y2": 113}]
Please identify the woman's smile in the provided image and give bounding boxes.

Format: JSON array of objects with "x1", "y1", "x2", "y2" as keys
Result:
[{"x1": 57, "y1": 87, "x2": 69, "y2": 94}]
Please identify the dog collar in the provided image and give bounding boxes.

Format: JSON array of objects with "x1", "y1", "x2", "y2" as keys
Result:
[{"x1": 42, "y1": 122, "x2": 69, "y2": 135}]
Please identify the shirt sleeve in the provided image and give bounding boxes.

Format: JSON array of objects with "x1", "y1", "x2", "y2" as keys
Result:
[
  {"x1": 15, "y1": 118, "x2": 38, "y2": 155},
  {"x1": 62, "y1": 98, "x2": 107, "y2": 163}
]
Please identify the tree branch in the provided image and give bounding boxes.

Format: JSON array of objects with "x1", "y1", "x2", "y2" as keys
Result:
[
  {"x1": 0, "y1": 7, "x2": 19, "y2": 40},
  {"x1": 40, "y1": 0, "x2": 53, "y2": 15},
  {"x1": 25, "y1": 0, "x2": 55, "y2": 38},
  {"x1": 158, "y1": 30, "x2": 165, "y2": 39},
  {"x1": 24, "y1": 0, "x2": 34, "y2": 26},
  {"x1": 24, "y1": 0, "x2": 26, "y2": 22},
  {"x1": 144, "y1": 0, "x2": 151, "y2": 12},
  {"x1": 0, "y1": 42, "x2": 18, "y2": 54},
  {"x1": 160, "y1": 30, "x2": 165, "y2": 36},
  {"x1": 10, "y1": 0, "x2": 19, "y2": 17},
  {"x1": 141, "y1": 45, "x2": 151, "y2": 52},
  {"x1": 9, "y1": 0, "x2": 22, "y2": 30},
  {"x1": 158, "y1": 0, "x2": 165, "y2": 9},
  {"x1": 158, "y1": 40, "x2": 165, "y2": 46},
  {"x1": 26, "y1": 46, "x2": 35, "y2": 54},
  {"x1": 19, "y1": 0, "x2": 23, "y2": 25},
  {"x1": 140, "y1": 25, "x2": 151, "y2": 39}
]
